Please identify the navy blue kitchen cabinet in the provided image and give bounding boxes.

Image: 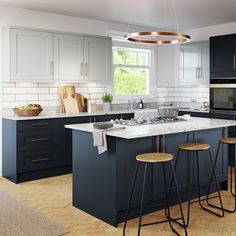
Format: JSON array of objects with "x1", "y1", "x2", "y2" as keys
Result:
[
  {"x1": 210, "y1": 112, "x2": 236, "y2": 166},
  {"x1": 2, "y1": 112, "x2": 135, "y2": 183},
  {"x1": 210, "y1": 34, "x2": 236, "y2": 78},
  {"x1": 61, "y1": 116, "x2": 90, "y2": 166}
]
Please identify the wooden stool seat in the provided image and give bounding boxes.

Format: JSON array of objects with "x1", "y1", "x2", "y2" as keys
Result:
[
  {"x1": 179, "y1": 143, "x2": 210, "y2": 151},
  {"x1": 220, "y1": 137, "x2": 236, "y2": 144},
  {"x1": 136, "y1": 152, "x2": 173, "y2": 163}
]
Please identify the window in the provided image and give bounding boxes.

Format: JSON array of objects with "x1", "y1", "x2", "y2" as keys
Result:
[{"x1": 113, "y1": 46, "x2": 151, "y2": 96}]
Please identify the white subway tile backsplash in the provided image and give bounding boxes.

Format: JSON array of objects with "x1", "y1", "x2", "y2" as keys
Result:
[
  {"x1": 27, "y1": 87, "x2": 49, "y2": 94},
  {"x1": 3, "y1": 101, "x2": 26, "y2": 109},
  {"x1": 3, "y1": 87, "x2": 27, "y2": 94},
  {"x1": 3, "y1": 82, "x2": 15, "y2": 88},
  {"x1": 16, "y1": 94, "x2": 38, "y2": 101},
  {"x1": 3, "y1": 95, "x2": 15, "y2": 101},
  {"x1": 87, "y1": 87, "x2": 106, "y2": 93},
  {"x1": 49, "y1": 100, "x2": 59, "y2": 107},
  {"x1": 39, "y1": 94, "x2": 58, "y2": 100},
  {"x1": 2, "y1": 81, "x2": 209, "y2": 110},
  {"x1": 49, "y1": 88, "x2": 58, "y2": 94},
  {"x1": 16, "y1": 82, "x2": 38, "y2": 88}
]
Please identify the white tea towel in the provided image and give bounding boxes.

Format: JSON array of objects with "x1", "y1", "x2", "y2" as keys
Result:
[{"x1": 93, "y1": 126, "x2": 125, "y2": 154}]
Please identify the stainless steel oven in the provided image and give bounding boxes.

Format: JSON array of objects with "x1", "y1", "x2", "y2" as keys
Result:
[{"x1": 210, "y1": 79, "x2": 236, "y2": 112}]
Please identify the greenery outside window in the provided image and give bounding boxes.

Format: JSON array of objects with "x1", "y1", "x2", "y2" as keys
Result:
[{"x1": 113, "y1": 46, "x2": 151, "y2": 96}]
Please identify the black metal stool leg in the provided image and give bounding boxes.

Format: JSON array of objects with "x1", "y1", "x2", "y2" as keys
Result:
[
  {"x1": 165, "y1": 149, "x2": 181, "y2": 219},
  {"x1": 206, "y1": 142, "x2": 236, "y2": 213},
  {"x1": 170, "y1": 161, "x2": 188, "y2": 236},
  {"x1": 137, "y1": 163, "x2": 148, "y2": 236},
  {"x1": 197, "y1": 150, "x2": 224, "y2": 217},
  {"x1": 123, "y1": 162, "x2": 140, "y2": 236},
  {"x1": 166, "y1": 149, "x2": 192, "y2": 228},
  {"x1": 206, "y1": 142, "x2": 221, "y2": 205}
]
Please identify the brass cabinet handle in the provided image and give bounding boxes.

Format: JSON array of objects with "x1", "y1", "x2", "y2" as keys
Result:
[
  {"x1": 80, "y1": 63, "x2": 83, "y2": 76},
  {"x1": 31, "y1": 138, "x2": 49, "y2": 142},
  {"x1": 85, "y1": 63, "x2": 88, "y2": 76},
  {"x1": 198, "y1": 67, "x2": 201, "y2": 79},
  {"x1": 32, "y1": 122, "x2": 49, "y2": 126},
  {"x1": 50, "y1": 61, "x2": 54, "y2": 75},
  {"x1": 32, "y1": 157, "x2": 49, "y2": 163}
]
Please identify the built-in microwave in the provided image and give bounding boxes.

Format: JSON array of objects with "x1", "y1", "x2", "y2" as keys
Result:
[{"x1": 210, "y1": 79, "x2": 236, "y2": 112}]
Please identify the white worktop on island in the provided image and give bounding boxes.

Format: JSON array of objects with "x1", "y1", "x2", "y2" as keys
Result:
[{"x1": 65, "y1": 117, "x2": 236, "y2": 139}]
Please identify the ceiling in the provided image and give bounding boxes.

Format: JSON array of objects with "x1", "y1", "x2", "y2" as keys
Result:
[{"x1": 0, "y1": 0, "x2": 236, "y2": 30}]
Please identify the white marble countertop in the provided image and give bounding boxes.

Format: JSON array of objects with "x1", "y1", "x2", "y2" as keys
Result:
[
  {"x1": 2, "y1": 109, "x2": 135, "y2": 121},
  {"x1": 65, "y1": 117, "x2": 236, "y2": 139}
]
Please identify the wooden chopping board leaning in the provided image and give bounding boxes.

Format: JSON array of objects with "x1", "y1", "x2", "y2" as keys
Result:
[{"x1": 58, "y1": 86, "x2": 87, "y2": 114}]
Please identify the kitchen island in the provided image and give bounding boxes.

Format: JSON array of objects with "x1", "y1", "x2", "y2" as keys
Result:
[{"x1": 66, "y1": 117, "x2": 236, "y2": 227}]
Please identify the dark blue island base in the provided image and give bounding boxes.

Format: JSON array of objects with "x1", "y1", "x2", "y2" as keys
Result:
[{"x1": 72, "y1": 128, "x2": 228, "y2": 227}]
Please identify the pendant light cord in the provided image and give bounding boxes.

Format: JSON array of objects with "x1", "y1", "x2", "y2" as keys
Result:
[{"x1": 172, "y1": 0, "x2": 179, "y2": 31}]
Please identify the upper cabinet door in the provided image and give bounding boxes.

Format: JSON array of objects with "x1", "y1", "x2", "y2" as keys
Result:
[
  {"x1": 54, "y1": 34, "x2": 84, "y2": 81},
  {"x1": 180, "y1": 43, "x2": 199, "y2": 83},
  {"x1": 180, "y1": 41, "x2": 209, "y2": 84},
  {"x1": 210, "y1": 34, "x2": 236, "y2": 78},
  {"x1": 198, "y1": 41, "x2": 209, "y2": 84},
  {"x1": 83, "y1": 37, "x2": 112, "y2": 81},
  {"x1": 10, "y1": 29, "x2": 53, "y2": 81}
]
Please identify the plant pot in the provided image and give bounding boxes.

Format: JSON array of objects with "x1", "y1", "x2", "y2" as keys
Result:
[{"x1": 103, "y1": 102, "x2": 112, "y2": 112}]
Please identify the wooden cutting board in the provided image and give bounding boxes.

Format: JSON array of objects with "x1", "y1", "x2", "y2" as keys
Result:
[
  {"x1": 63, "y1": 95, "x2": 79, "y2": 114},
  {"x1": 58, "y1": 86, "x2": 75, "y2": 113},
  {"x1": 74, "y1": 93, "x2": 86, "y2": 112}
]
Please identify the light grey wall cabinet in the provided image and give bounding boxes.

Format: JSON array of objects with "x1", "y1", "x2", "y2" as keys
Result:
[
  {"x1": 3, "y1": 27, "x2": 112, "y2": 82},
  {"x1": 54, "y1": 34, "x2": 112, "y2": 82},
  {"x1": 180, "y1": 41, "x2": 209, "y2": 84},
  {"x1": 8, "y1": 29, "x2": 53, "y2": 81},
  {"x1": 54, "y1": 34, "x2": 84, "y2": 81},
  {"x1": 84, "y1": 37, "x2": 112, "y2": 82}
]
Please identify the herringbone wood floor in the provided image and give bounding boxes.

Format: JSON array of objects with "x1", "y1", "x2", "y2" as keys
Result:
[{"x1": 1, "y1": 173, "x2": 236, "y2": 236}]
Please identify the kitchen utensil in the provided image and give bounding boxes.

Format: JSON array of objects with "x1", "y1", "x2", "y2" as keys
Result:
[
  {"x1": 63, "y1": 95, "x2": 79, "y2": 114},
  {"x1": 58, "y1": 86, "x2": 76, "y2": 113}
]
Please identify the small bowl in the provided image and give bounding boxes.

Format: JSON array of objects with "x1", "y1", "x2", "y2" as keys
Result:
[{"x1": 13, "y1": 108, "x2": 43, "y2": 117}]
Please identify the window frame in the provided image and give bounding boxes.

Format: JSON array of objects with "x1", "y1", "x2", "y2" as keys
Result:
[{"x1": 112, "y1": 40, "x2": 156, "y2": 102}]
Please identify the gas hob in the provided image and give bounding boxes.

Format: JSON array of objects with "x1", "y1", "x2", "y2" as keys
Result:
[{"x1": 110, "y1": 117, "x2": 183, "y2": 126}]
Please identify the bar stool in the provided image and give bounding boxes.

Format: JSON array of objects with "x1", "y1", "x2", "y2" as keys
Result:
[
  {"x1": 207, "y1": 138, "x2": 236, "y2": 213},
  {"x1": 123, "y1": 152, "x2": 188, "y2": 236},
  {"x1": 167, "y1": 143, "x2": 224, "y2": 228}
]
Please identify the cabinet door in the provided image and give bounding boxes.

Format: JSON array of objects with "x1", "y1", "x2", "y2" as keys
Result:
[
  {"x1": 198, "y1": 41, "x2": 209, "y2": 84},
  {"x1": 210, "y1": 35, "x2": 236, "y2": 78},
  {"x1": 180, "y1": 43, "x2": 199, "y2": 83},
  {"x1": 84, "y1": 37, "x2": 112, "y2": 81},
  {"x1": 10, "y1": 29, "x2": 53, "y2": 81},
  {"x1": 61, "y1": 117, "x2": 89, "y2": 166},
  {"x1": 54, "y1": 34, "x2": 84, "y2": 81}
]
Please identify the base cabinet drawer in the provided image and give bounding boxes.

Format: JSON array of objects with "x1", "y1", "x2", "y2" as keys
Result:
[
  {"x1": 18, "y1": 119, "x2": 60, "y2": 131},
  {"x1": 18, "y1": 149, "x2": 60, "y2": 173},
  {"x1": 18, "y1": 129, "x2": 60, "y2": 151}
]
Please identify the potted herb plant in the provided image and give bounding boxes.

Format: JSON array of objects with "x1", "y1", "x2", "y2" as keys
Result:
[{"x1": 102, "y1": 93, "x2": 113, "y2": 112}]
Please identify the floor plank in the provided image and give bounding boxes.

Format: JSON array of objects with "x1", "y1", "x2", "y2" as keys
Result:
[{"x1": 0, "y1": 173, "x2": 235, "y2": 236}]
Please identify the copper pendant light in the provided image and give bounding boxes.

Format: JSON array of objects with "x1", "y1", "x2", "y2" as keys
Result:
[
  {"x1": 125, "y1": 31, "x2": 190, "y2": 44},
  {"x1": 124, "y1": 0, "x2": 190, "y2": 45}
]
